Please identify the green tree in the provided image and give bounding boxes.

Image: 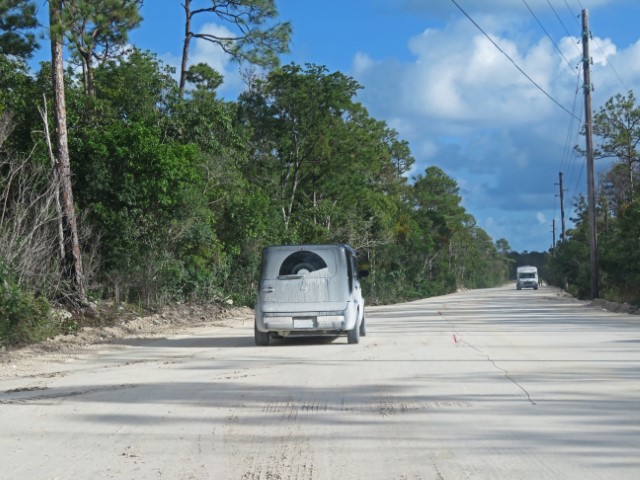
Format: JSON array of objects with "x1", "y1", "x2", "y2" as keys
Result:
[
  {"x1": 591, "y1": 91, "x2": 640, "y2": 206},
  {"x1": 91, "y1": 48, "x2": 180, "y2": 129},
  {"x1": 0, "y1": 55, "x2": 38, "y2": 149},
  {"x1": 411, "y1": 166, "x2": 466, "y2": 283},
  {"x1": 0, "y1": 0, "x2": 38, "y2": 59},
  {"x1": 179, "y1": 0, "x2": 291, "y2": 98},
  {"x1": 495, "y1": 238, "x2": 511, "y2": 255},
  {"x1": 72, "y1": 50, "x2": 249, "y2": 303},
  {"x1": 599, "y1": 202, "x2": 640, "y2": 303},
  {"x1": 62, "y1": 0, "x2": 143, "y2": 96},
  {"x1": 240, "y1": 63, "x2": 362, "y2": 231},
  {"x1": 72, "y1": 121, "x2": 218, "y2": 303},
  {"x1": 547, "y1": 196, "x2": 592, "y2": 298}
]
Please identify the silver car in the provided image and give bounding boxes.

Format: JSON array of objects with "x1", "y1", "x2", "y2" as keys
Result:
[{"x1": 254, "y1": 244, "x2": 368, "y2": 345}]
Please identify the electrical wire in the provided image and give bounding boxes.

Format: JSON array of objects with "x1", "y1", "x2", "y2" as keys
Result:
[
  {"x1": 563, "y1": 0, "x2": 581, "y2": 23},
  {"x1": 546, "y1": 0, "x2": 576, "y2": 41},
  {"x1": 522, "y1": 0, "x2": 576, "y2": 70},
  {"x1": 560, "y1": 68, "x2": 583, "y2": 174},
  {"x1": 449, "y1": 0, "x2": 580, "y2": 121},
  {"x1": 556, "y1": 69, "x2": 584, "y2": 233},
  {"x1": 565, "y1": 116, "x2": 585, "y2": 225}
]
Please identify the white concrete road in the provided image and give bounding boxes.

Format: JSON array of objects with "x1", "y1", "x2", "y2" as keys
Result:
[{"x1": 1, "y1": 285, "x2": 639, "y2": 479}]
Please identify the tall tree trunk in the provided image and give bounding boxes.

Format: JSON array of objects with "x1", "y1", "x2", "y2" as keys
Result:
[
  {"x1": 179, "y1": 0, "x2": 193, "y2": 99},
  {"x1": 50, "y1": 0, "x2": 88, "y2": 307}
]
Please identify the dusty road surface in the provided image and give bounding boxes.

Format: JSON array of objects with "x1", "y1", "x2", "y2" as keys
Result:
[{"x1": 2, "y1": 285, "x2": 639, "y2": 479}]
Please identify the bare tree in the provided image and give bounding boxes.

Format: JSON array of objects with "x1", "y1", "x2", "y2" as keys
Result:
[{"x1": 0, "y1": 112, "x2": 62, "y2": 294}]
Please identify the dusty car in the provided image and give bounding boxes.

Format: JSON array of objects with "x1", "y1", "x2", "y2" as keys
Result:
[{"x1": 254, "y1": 244, "x2": 367, "y2": 346}]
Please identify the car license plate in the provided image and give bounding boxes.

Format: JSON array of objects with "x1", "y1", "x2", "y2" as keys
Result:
[{"x1": 293, "y1": 318, "x2": 314, "y2": 329}]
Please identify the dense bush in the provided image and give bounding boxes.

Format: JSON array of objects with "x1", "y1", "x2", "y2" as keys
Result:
[{"x1": 0, "y1": 261, "x2": 51, "y2": 347}]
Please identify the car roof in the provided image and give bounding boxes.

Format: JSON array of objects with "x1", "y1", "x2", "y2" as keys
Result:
[{"x1": 264, "y1": 244, "x2": 357, "y2": 255}]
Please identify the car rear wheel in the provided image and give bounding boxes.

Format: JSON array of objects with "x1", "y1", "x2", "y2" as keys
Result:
[
  {"x1": 255, "y1": 323, "x2": 271, "y2": 346},
  {"x1": 347, "y1": 319, "x2": 360, "y2": 345}
]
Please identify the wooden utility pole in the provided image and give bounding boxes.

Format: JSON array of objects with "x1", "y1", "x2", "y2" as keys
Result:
[
  {"x1": 558, "y1": 172, "x2": 566, "y2": 241},
  {"x1": 50, "y1": 0, "x2": 88, "y2": 306},
  {"x1": 551, "y1": 219, "x2": 556, "y2": 253},
  {"x1": 581, "y1": 9, "x2": 598, "y2": 299}
]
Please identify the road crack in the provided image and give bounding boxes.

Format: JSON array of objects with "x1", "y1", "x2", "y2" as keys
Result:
[{"x1": 439, "y1": 310, "x2": 537, "y2": 405}]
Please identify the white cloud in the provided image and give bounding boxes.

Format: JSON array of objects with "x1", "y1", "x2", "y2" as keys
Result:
[
  {"x1": 373, "y1": 17, "x2": 576, "y2": 128},
  {"x1": 190, "y1": 23, "x2": 244, "y2": 95},
  {"x1": 352, "y1": 51, "x2": 375, "y2": 75},
  {"x1": 348, "y1": 7, "x2": 640, "y2": 252},
  {"x1": 190, "y1": 23, "x2": 233, "y2": 75}
]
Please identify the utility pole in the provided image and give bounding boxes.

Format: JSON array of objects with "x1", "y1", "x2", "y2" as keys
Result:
[
  {"x1": 557, "y1": 172, "x2": 566, "y2": 241},
  {"x1": 551, "y1": 219, "x2": 556, "y2": 254},
  {"x1": 582, "y1": 9, "x2": 599, "y2": 299}
]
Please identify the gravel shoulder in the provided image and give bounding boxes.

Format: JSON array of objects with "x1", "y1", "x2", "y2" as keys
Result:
[{"x1": 0, "y1": 303, "x2": 254, "y2": 379}]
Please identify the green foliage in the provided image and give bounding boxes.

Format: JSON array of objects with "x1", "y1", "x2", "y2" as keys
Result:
[
  {"x1": 62, "y1": 0, "x2": 143, "y2": 95},
  {"x1": 0, "y1": 0, "x2": 38, "y2": 59},
  {"x1": 591, "y1": 91, "x2": 640, "y2": 208},
  {"x1": 0, "y1": 55, "x2": 41, "y2": 152},
  {"x1": 71, "y1": 121, "x2": 223, "y2": 304},
  {"x1": 550, "y1": 90, "x2": 640, "y2": 304},
  {"x1": 186, "y1": 63, "x2": 223, "y2": 93},
  {"x1": 599, "y1": 202, "x2": 640, "y2": 304},
  {"x1": 0, "y1": 260, "x2": 51, "y2": 347},
  {"x1": 92, "y1": 49, "x2": 179, "y2": 128}
]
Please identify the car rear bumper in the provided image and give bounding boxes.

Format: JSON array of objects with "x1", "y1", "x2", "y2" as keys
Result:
[{"x1": 256, "y1": 306, "x2": 358, "y2": 335}]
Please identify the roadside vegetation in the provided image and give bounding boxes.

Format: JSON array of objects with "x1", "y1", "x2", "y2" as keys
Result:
[
  {"x1": 509, "y1": 92, "x2": 640, "y2": 308},
  {"x1": 545, "y1": 91, "x2": 640, "y2": 305},
  {"x1": 0, "y1": 0, "x2": 543, "y2": 348}
]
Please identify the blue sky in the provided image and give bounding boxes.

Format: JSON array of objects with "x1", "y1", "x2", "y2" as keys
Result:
[{"x1": 33, "y1": 0, "x2": 640, "y2": 252}]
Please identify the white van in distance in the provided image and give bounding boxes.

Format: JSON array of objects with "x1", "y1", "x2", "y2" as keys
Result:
[
  {"x1": 254, "y1": 244, "x2": 368, "y2": 346},
  {"x1": 516, "y1": 265, "x2": 539, "y2": 290}
]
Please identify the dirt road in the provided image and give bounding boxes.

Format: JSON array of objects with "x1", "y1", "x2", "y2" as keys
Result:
[{"x1": 2, "y1": 286, "x2": 639, "y2": 479}]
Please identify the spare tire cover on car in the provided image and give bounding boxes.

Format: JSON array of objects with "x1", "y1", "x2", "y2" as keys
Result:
[{"x1": 279, "y1": 251, "x2": 328, "y2": 276}]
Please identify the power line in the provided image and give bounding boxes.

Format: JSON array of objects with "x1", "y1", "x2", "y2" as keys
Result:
[
  {"x1": 560, "y1": 68, "x2": 583, "y2": 174},
  {"x1": 562, "y1": 0, "x2": 580, "y2": 25},
  {"x1": 566, "y1": 157, "x2": 585, "y2": 223},
  {"x1": 449, "y1": 0, "x2": 579, "y2": 121},
  {"x1": 522, "y1": 0, "x2": 575, "y2": 70},
  {"x1": 546, "y1": 0, "x2": 576, "y2": 41},
  {"x1": 555, "y1": 71, "x2": 580, "y2": 236}
]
